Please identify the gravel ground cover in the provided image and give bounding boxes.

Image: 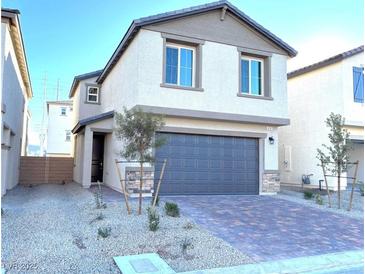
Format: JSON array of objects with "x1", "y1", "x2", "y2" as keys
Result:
[
  {"x1": 1, "y1": 183, "x2": 252, "y2": 273},
  {"x1": 275, "y1": 189, "x2": 364, "y2": 220}
]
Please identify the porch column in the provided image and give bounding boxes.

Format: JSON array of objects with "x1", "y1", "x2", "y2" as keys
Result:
[{"x1": 82, "y1": 127, "x2": 93, "y2": 188}]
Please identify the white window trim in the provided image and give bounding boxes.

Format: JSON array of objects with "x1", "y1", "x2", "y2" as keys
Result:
[
  {"x1": 87, "y1": 86, "x2": 100, "y2": 103},
  {"x1": 166, "y1": 43, "x2": 196, "y2": 87},
  {"x1": 241, "y1": 56, "x2": 264, "y2": 96}
]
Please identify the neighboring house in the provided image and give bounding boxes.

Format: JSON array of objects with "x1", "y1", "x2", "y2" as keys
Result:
[
  {"x1": 69, "y1": 1, "x2": 296, "y2": 196},
  {"x1": 46, "y1": 100, "x2": 73, "y2": 157},
  {"x1": 279, "y1": 46, "x2": 364, "y2": 190},
  {"x1": 1, "y1": 8, "x2": 32, "y2": 195}
]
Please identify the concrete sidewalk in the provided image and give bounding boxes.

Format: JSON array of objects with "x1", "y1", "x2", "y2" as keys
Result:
[{"x1": 182, "y1": 250, "x2": 364, "y2": 274}]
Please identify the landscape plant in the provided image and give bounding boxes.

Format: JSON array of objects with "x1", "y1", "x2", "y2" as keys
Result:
[
  {"x1": 181, "y1": 237, "x2": 193, "y2": 256},
  {"x1": 315, "y1": 194, "x2": 324, "y2": 205},
  {"x1": 115, "y1": 107, "x2": 165, "y2": 215},
  {"x1": 165, "y1": 202, "x2": 180, "y2": 217},
  {"x1": 303, "y1": 191, "x2": 313, "y2": 200},
  {"x1": 147, "y1": 207, "x2": 160, "y2": 232},
  {"x1": 317, "y1": 113, "x2": 353, "y2": 209},
  {"x1": 98, "y1": 226, "x2": 112, "y2": 238}
]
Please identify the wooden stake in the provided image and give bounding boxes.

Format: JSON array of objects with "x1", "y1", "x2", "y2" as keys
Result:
[
  {"x1": 348, "y1": 160, "x2": 359, "y2": 211},
  {"x1": 321, "y1": 160, "x2": 332, "y2": 208},
  {"x1": 152, "y1": 159, "x2": 167, "y2": 208},
  {"x1": 115, "y1": 159, "x2": 131, "y2": 215}
]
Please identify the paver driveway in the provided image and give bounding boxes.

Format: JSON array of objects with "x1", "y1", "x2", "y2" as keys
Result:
[{"x1": 164, "y1": 195, "x2": 364, "y2": 262}]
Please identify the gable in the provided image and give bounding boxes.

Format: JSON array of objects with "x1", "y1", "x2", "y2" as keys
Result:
[{"x1": 143, "y1": 10, "x2": 287, "y2": 55}]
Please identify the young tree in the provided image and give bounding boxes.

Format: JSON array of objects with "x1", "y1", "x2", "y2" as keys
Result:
[
  {"x1": 115, "y1": 107, "x2": 165, "y2": 215},
  {"x1": 317, "y1": 113, "x2": 352, "y2": 209}
]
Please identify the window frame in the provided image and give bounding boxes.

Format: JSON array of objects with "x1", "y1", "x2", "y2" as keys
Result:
[
  {"x1": 240, "y1": 55, "x2": 264, "y2": 96},
  {"x1": 86, "y1": 86, "x2": 100, "y2": 104},
  {"x1": 165, "y1": 42, "x2": 196, "y2": 88}
]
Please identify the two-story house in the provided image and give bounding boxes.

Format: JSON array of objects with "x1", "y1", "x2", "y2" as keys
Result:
[
  {"x1": 46, "y1": 100, "x2": 73, "y2": 157},
  {"x1": 1, "y1": 8, "x2": 32, "y2": 195},
  {"x1": 69, "y1": 1, "x2": 296, "y2": 195},
  {"x1": 279, "y1": 46, "x2": 364, "y2": 190}
]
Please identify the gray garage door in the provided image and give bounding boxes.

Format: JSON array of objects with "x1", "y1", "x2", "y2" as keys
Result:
[{"x1": 154, "y1": 132, "x2": 259, "y2": 195}]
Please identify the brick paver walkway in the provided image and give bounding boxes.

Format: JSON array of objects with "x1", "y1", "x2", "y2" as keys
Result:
[{"x1": 164, "y1": 195, "x2": 364, "y2": 261}]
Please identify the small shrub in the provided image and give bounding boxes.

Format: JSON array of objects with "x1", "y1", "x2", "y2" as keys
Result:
[
  {"x1": 183, "y1": 222, "x2": 194, "y2": 230},
  {"x1": 151, "y1": 196, "x2": 160, "y2": 207},
  {"x1": 303, "y1": 191, "x2": 314, "y2": 200},
  {"x1": 315, "y1": 194, "x2": 323, "y2": 205},
  {"x1": 181, "y1": 237, "x2": 193, "y2": 255},
  {"x1": 147, "y1": 207, "x2": 160, "y2": 232},
  {"x1": 98, "y1": 226, "x2": 111, "y2": 238},
  {"x1": 89, "y1": 213, "x2": 105, "y2": 224},
  {"x1": 165, "y1": 202, "x2": 180, "y2": 217}
]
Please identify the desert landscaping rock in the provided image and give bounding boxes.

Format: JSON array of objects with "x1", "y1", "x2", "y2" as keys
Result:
[
  {"x1": 275, "y1": 189, "x2": 364, "y2": 220},
  {"x1": 1, "y1": 183, "x2": 252, "y2": 273}
]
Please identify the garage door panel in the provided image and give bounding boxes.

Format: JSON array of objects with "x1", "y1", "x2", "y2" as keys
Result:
[{"x1": 155, "y1": 132, "x2": 259, "y2": 195}]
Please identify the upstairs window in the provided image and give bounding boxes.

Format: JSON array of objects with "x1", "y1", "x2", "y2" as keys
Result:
[
  {"x1": 165, "y1": 43, "x2": 195, "y2": 87},
  {"x1": 87, "y1": 86, "x2": 99, "y2": 103},
  {"x1": 65, "y1": 130, "x2": 71, "y2": 142},
  {"x1": 240, "y1": 56, "x2": 264, "y2": 96},
  {"x1": 353, "y1": 66, "x2": 364, "y2": 103},
  {"x1": 60, "y1": 107, "x2": 66, "y2": 116}
]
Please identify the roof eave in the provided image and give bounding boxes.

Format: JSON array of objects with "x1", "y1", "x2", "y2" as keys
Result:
[
  {"x1": 96, "y1": 1, "x2": 297, "y2": 84},
  {"x1": 288, "y1": 45, "x2": 364, "y2": 79},
  {"x1": 2, "y1": 9, "x2": 33, "y2": 98}
]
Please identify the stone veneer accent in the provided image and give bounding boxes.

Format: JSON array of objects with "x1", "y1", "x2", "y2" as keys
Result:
[
  {"x1": 262, "y1": 171, "x2": 280, "y2": 193},
  {"x1": 125, "y1": 167, "x2": 154, "y2": 196}
]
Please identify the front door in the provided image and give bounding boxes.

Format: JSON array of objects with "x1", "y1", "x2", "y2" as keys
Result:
[{"x1": 91, "y1": 134, "x2": 105, "y2": 182}]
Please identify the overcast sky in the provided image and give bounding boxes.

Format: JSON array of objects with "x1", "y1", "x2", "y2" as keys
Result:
[{"x1": 3, "y1": 0, "x2": 363, "y2": 145}]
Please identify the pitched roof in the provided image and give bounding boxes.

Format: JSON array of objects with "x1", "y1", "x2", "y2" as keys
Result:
[
  {"x1": 72, "y1": 110, "x2": 114, "y2": 134},
  {"x1": 288, "y1": 45, "x2": 364, "y2": 79},
  {"x1": 68, "y1": 70, "x2": 102, "y2": 98},
  {"x1": 96, "y1": 0, "x2": 297, "y2": 83}
]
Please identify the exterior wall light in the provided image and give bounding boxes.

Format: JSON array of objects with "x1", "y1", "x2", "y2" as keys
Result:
[{"x1": 269, "y1": 136, "x2": 275, "y2": 144}]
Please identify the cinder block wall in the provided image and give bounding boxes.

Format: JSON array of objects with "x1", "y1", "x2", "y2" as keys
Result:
[{"x1": 19, "y1": 156, "x2": 74, "y2": 185}]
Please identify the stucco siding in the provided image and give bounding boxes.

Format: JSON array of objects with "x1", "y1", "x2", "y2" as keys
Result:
[
  {"x1": 1, "y1": 21, "x2": 29, "y2": 195},
  {"x1": 279, "y1": 54, "x2": 364, "y2": 189},
  {"x1": 135, "y1": 29, "x2": 288, "y2": 119},
  {"x1": 143, "y1": 10, "x2": 287, "y2": 55},
  {"x1": 71, "y1": 11, "x2": 291, "y2": 194},
  {"x1": 100, "y1": 31, "x2": 140, "y2": 114},
  {"x1": 341, "y1": 53, "x2": 364, "y2": 124},
  {"x1": 46, "y1": 103, "x2": 73, "y2": 155}
]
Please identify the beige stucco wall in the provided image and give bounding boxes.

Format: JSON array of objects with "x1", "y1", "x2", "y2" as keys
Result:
[
  {"x1": 279, "y1": 52, "x2": 364, "y2": 190},
  {"x1": 72, "y1": 12, "x2": 290, "y2": 193},
  {"x1": 133, "y1": 29, "x2": 289, "y2": 120},
  {"x1": 46, "y1": 103, "x2": 73, "y2": 155},
  {"x1": 1, "y1": 21, "x2": 30, "y2": 195}
]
